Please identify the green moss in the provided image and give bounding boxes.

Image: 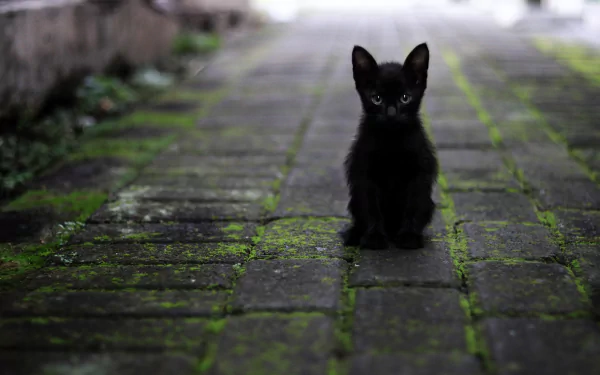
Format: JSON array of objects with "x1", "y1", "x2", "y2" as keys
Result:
[
  {"x1": 69, "y1": 135, "x2": 176, "y2": 165},
  {"x1": 0, "y1": 189, "x2": 106, "y2": 277},
  {"x1": 223, "y1": 224, "x2": 244, "y2": 233},
  {"x1": 120, "y1": 111, "x2": 197, "y2": 129},
  {"x1": 123, "y1": 232, "x2": 161, "y2": 241},
  {"x1": 262, "y1": 194, "x2": 280, "y2": 214},
  {"x1": 4, "y1": 190, "x2": 107, "y2": 218},
  {"x1": 172, "y1": 32, "x2": 221, "y2": 55}
]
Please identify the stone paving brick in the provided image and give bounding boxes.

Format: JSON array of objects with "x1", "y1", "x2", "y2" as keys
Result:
[
  {"x1": 0, "y1": 352, "x2": 196, "y2": 375},
  {"x1": 0, "y1": 290, "x2": 227, "y2": 317},
  {"x1": 349, "y1": 241, "x2": 458, "y2": 287},
  {"x1": 431, "y1": 123, "x2": 494, "y2": 149},
  {"x1": 511, "y1": 144, "x2": 590, "y2": 182},
  {"x1": 572, "y1": 147, "x2": 600, "y2": 173},
  {"x1": 464, "y1": 223, "x2": 560, "y2": 259},
  {"x1": 349, "y1": 353, "x2": 483, "y2": 375},
  {"x1": 468, "y1": 262, "x2": 584, "y2": 315},
  {"x1": 142, "y1": 163, "x2": 284, "y2": 179},
  {"x1": 353, "y1": 288, "x2": 468, "y2": 353},
  {"x1": 482, "y1": 318, "x2": 600, "y2": 375},
  {"x1": 21, "y1": 264, "x2": 234, "y2": 290},
  {"x1": 116, "y1": 186, "x2": 271, "y2": 203},
  {"x1": 534, "y1": 180, "x2": 600, "y2": 210},
  {"x1": 438, "y1": 150, "x2": 518, "y2": 191},
  {"x1": 452, "y1": 192, "x2": 538, "y2": 222},
  {"x1": 569, "y1": 243, "x2": 600, "y2": 316},
  {"x1": 51, "y1": 243, "x2": 250, "y2": 265},
  {"x1": 144, "y1": 154, "x2": 286, "y2": 178},
  {"x1": 90, "y1": 200, "x2": 264, "y2": 223},
  {"x1": 232, "y1": 259, "x2": 345, "y2": 312},
  {"x1": 208, "y1": 314, "x2": 334, "y2": 375},
  {"x1": 554, "y1": 210, "x2": 600, "y2": 243},
  {"x1": 0, "y1": 318, "x2": 207, "y2": 350},
  {"x1": 69, "y1": 222, "x2": 257, "y2": 244},
  {"x1": 140, "y1": 100, "x2": 201, "y2": 113},
  {"x1": 132, "y1": 175, "x2": 275, "y2": 189},
  {"x1": 283, "y1": 164, "x2": 346, "y2": 188},
  {"x1": 256, "y1": 218, "x2": 349, "y2": 259},
  {"x1": 273, "y1": 186, "x2": 349, "y2": 218},
  {"x1": 176, "y1": 134, "x2": 296, "y2": 155}
]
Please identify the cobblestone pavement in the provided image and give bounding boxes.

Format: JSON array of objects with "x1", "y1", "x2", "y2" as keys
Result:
[{"x1": 1, "y1": 4, "x2": 600, "y2": 375}]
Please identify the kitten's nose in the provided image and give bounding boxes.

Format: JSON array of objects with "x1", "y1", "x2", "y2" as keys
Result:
[{"x1": 387, "y1": 106, "x2": 397, "y2": 117}]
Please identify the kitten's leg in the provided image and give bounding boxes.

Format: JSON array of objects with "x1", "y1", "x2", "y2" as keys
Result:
[
  {"x1": 359, "y1": 183, "x2": 389, "y2": 250},
  {"x1": 342, "y1": 196, "x2": 365, "y2": 246},
  {"x1": 394, "y1": 177, "x2": 434, "y2": 249}
]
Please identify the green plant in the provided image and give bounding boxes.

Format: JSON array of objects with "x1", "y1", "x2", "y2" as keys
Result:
[
  {"x1": 172, "y1": 33, "x2": 221, "y2": 55},
  {"x1": 76, "y1": 75, "x2": 138, "y2": 117}
]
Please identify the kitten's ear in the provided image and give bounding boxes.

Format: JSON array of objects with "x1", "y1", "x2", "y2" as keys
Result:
[
  {"x1": 352, "y1": 45, "x2": 378, "y2": 84},
  {"x1": 403, "y1": 43, "x2": 429, "y2": 84}
]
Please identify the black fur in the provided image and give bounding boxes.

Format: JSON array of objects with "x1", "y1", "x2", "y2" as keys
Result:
[{"x1": 342, "y1": 43, "x2": 438, "y2": 250}]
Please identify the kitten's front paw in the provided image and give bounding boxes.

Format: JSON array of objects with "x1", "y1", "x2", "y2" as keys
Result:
[
  {"x1": 360, "y1": 230, "x2": 389, "y2": 250},
  {"x1": 341, "y1": 225, "x2": 363, "y2": 246},
  {"x1": 394, "y1": 232, "x2": 425, "y2": 249}
]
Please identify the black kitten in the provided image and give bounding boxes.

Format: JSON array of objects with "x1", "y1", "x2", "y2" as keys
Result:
[{"x1": 342, "y1": 43, "x2": 438, "y2": 250}]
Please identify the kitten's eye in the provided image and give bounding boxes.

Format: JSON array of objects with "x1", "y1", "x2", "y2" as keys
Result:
[
  {"x1": 371, "y1": 95, "x2": 382, "y2": 105},
  {"x1": 400, "y1": 94, "x2": 411, "y2": 104}
]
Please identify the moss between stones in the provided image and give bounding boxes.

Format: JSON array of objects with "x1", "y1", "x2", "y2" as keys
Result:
[
  {"x1": 422, "y1": 105, "x2": 494, "y2": 368},
  {"x1": 533, "y1": 37, "x2": 600, "y2": 86},
  {"x1": 69, "y1": 136, "x2": 176, "y2": 165},
  {"x1": 440, "y1": 51, "x2": 591, "y2": 242},
  {"x1": 4, "y1": 190, "x2": 106, "y2": 217}
]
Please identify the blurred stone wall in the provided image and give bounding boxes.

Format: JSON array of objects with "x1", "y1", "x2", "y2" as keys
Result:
[{"x1": 0, "y1": 0, "x2": 180, "y2": 122}]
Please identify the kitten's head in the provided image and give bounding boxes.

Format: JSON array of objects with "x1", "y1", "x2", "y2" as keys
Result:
[{"x1": 352, "y1": 43, "x2": 429, "y2": 122}]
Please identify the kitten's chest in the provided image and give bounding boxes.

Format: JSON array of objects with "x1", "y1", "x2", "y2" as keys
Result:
[{"x1": 367, "y1": 148, "x2": 421, "y2": 182}]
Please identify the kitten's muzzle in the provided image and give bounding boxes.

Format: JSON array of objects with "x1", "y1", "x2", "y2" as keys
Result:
[{"x1": 386, "y1": 106, "x2": 397, "y2": 117}]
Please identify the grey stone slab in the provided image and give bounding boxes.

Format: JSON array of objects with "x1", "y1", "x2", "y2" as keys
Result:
[
  {"x1": 133, "y1": 175, "x2": 275, "y2": 189},
  {"x1": 468, "y1": 261, "x2": 584, "y2": 315},
  {"x1": 208, "y1": 314, "x2": 334, "y2": 375},
  {"x1": 140, "y1": 100, "x2": 201, "y2": 113},
  {"x1": 143, "y1": 164, "x2": 283, "y2": 179},
  {"x1": 511, "y1": 144, "x2": 590, "y2": 181},
  {"x1": 438, "y1": 150, "x2": 518, "y2": 191},
  {"x1": 232, "y1": 259, "x2": 346, "y2": 312},
  {"x1": 353, "y1": 288, "x2": 468, "y2": 353},
  {"x1": 0, "y1": 352, "x2": 196, "y2": 375},
  {"x1": 32, "y1": 157, "x2": 132, "y2": 193},
  {"x1": 283, "y1": 164, "x2": 346, "y2": 188},
  {"x1": 69, "y1": 222, "x2": 257, "y2": 244},
  {"x1": 555, "y1": 210, "x2": 600, "y2": 242},
  {"x1": 432, "y1": 126, "x2": 493, "y2": 149},
  {"x1": 90, "y1": 200, "x2": 264, "y2": 223},
  {"x1": 117, "y1": 186, "x2": 271, "y2": 203},
  {"x1": 0, "y1": 318, "x2": 206, "y2": 350},
  {"x1": 0, "y1": 290, "x2": 227, "y2": 317},
  {"x1": 22, "y1": 264, "x2": 234, "y2": 290},
  {"x1": 572, "y1": 147, "x2": 600, "y2": 173},
  {"x1": 568, "y1": 243, "x2": 600, "y2": 316},
  {"x1": 256, "y1": 218, "x2": 350, "y2": 259},
  {"x1": 350, "y1": 353, "x2": 483, "y2": 375},
  {"x1": 145, "y1": 154, "x2": 286, "y2": 177},
  {"x1": 482, "y1": 318, "x2": 600, "y2": 375},
  {"x1": 176, "y1": 134, "x2": 295, "y2": 155},
  {"x1": 349, "y1": 241, "x2": 459, "y2": 287},
  {"x1": 533, "y1": 180, "x2": 600, "y2": 210},
  {"x1": 464, "y1": 223, "x2": 560, "y2": 259},
  {"x1": 452, "y1": 192, "x2": 538, "y2": 222},
  {"x1": 51, "y1": 243, "x2": 250, "y2": 265},
  {"x1": 273, "y1": 187, "x2": 349, "y2": 218}
]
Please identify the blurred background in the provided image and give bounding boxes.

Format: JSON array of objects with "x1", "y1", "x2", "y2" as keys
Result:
[{"x1": 0, "y1": 0, "x2": 598, "y2": 201}]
